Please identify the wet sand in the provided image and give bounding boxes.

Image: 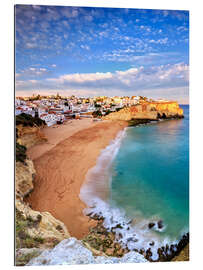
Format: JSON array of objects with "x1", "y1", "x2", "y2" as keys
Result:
[{"x1": 27, "y1": 119, "x2": 127, "y2": 239}]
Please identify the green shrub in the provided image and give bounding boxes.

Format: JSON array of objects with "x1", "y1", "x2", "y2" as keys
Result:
[
  {"x1": 16, "y1": 113, "x2": 46, "y2": 127},
  {"x1": 23, "y1": 237, "x2": 36, "y2": 248},
  {"x1": 16, "y1": 142, "x2": 27, "y2": 163},
  {"x1": 105, "y1": 110, "x2": 111, "y2": 116},
  {"x1": 92, "y1": 110, "x2": 102, "y2": 118},
  {"x1": 15, "y1": 250, "x2": 40, "y2": 266},
  {"x1": 33, "y1": 236, "x2": 44, "y2": 244}
]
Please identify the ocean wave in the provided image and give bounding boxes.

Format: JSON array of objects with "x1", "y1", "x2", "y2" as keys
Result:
[{"x1": 79, "y1": 128, "x2": 188, "y2": 261}]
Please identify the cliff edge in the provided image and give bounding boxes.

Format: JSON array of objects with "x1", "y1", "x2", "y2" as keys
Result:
[
  {"x1": 103, "y1": 101, "x2": 183, "y2": 121},
  {"x1": 15, "y1": 115, "x2": 70, "y2": 265}
]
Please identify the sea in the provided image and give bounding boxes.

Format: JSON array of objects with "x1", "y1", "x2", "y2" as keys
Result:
[{"x1": 80, "y1": 105, "x2": 189, "y2": 260}]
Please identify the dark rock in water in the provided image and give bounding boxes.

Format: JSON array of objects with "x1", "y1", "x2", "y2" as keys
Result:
[
  {"x1": 165, "y1": 244, "x2": 169, "y2": 253},
  {"x1": 139, "y1": 248, "x2": 145, "y2": 255},
  {"x1": 157, "y1": 220, "x2": 164, "y2": 229},
  {"x1": 146, "y1": 248, "x2": 152, "y2": 260},
  {"x1": 149, "y1": 241, "x2": 155, "y2": 246},
  {"x1": 127, "y1": 220, "x2": 133, "y2": 225},
  {"x1": 127, "y1": 237, "x2": 138, "y2": 243},
  {"x1": 157, "y1": 248, "x2": 165, "y2": 261},
  {"x1": 170, "y1": 244, "x2": 175, "y2": 253},
  {"x1": 127, "y1": 237, "x2": 134, "y2": 242},
  {"x1": 86, "y1": 212, "x2": 93, "y2": 217},
  {"x1": 148, "y1": 222, "x2": 155, "y2": 229},
  {"x1": 177, "y1": 233, "x2": 189, "y2": 252},
  {"x1": 113, "y1": 223, "x2": 123, "y2": 229}
]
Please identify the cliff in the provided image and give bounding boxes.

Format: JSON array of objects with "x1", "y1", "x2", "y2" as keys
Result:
[
  {"x1": 16, "y1": 159, "x2": 35, "y2": 199},
  {"x1": 15, "y1": 119, "x2": 70, "y2": 265},
  {"x1": 103, "y1": 101, "x2": 183, "y2": 121},
  {"x1": 15, "y1": 156, "x2": 71, "y2": 265},
  {"x1": 17, "y1": 125, "x2": 47, "y2": 148}
]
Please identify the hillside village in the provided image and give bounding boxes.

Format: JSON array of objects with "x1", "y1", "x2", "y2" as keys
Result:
[{"x1": 15, "y1": 94, "x2": 177, "y2": 126}]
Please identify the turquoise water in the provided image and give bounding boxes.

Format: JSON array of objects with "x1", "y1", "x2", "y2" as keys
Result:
[
  {"x1": 80, "y1": 105, "x2": 189, "y2": 259},
  {"x1": 110, "y1": 105, "x2": 189, "y2": 240}
]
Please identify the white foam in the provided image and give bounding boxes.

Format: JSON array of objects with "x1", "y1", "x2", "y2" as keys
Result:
[{"x1": 79, "y1": 128, "x2": 184, "y2": 261}]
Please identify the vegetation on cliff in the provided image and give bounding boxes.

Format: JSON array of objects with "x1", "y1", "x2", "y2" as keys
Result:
[
  {"x1": 16, "y1": 209, "x2": 45, "y2": 249},
  {"x1": 16, "y1": 114, "x2": 47, "y2": 150},
  {"x1": 16, "y1": 113, "x2": 46, "y2": 127},
  {"x1": 16, "y1": 143, "x2": 27, "y2": 163},
  {"x1": 15, "y1": 113, "x2": 70, "y2": 266}
]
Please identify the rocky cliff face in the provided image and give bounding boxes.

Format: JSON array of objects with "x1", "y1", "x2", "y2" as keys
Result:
[
  {"x1": 103, "y1": 102, "x2": 183, "y2": 121},
  {"x1": 16, "y1": 159, "x2": 35, "y2": 199},
  {"x1": 15, "y1": 125, "x2": 70, "y2": 265},
  {"x1": 17, "y1": 125, "x2": 47, "y2": 148},
  {"x1": 15, "y1": 156, "x2": 71, "y2": 265}
]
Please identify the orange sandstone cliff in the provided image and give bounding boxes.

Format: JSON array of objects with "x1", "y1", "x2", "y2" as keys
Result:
[{"x1": 103, "y1": 101, "x2": 183, "y2": 121}]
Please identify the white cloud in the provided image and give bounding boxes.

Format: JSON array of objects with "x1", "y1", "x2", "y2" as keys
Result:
[
  {"x1": 16, "y1": 63, "x2": 189, "y2": 100},
  {"x1": 80, "y1": 45, "x2": 90, "y2": 50},
  {"x1": 149, "y1": 38, "x2": 168, "y2": 44},
  {"x1": 26, "y1": 42, "x2": 37, "y2": 49},
  {"x1": 20, "y1": 67, "x2": 49, "y2": 77},
  {"x1": 177, "y1": 26, "x2": 188, "y2": 32}
]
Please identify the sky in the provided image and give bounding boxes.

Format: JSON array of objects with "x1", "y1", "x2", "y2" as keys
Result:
[{"x1": 15, "y1": 5, "x2": 189, "y2": 103}]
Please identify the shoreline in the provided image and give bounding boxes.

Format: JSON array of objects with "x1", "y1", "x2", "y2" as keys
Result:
[
  {"x1": 26, "y1": 119, "x2": 128, "y2": 239},
  {"x1": 79, "y1": 117, "x2": 189, "y2": 261},
  {"x1": 25, "y1": 117, "x2": 189, "y2": 261}
]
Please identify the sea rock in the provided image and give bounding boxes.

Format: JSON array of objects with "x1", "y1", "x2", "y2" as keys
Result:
[
  {"x1": 149, "y1": 241, "x2": 155, "y2": 246},
  {"x1": 27, "y1": 237, "x2": 148, "y2": 265},
  {"x1": 157, "y1": 220, "x2": 164, "y2": 229},
  {"x1": 148, "y1": 222, "x2": 155, "y2": 229}
]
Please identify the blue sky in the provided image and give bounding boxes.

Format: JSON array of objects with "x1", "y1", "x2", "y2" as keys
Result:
[{"x1": 15, "y1": 5, "x2": 189, "y2": 103}]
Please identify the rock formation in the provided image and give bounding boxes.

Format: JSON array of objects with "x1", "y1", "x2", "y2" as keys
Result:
[
  {"x1": 17, "y1": 125, "x2": 47, "y2": 148},
  {"x1": 16, "y1": 159, "x2": 35, "y2": 199},
  {"x1": 15, "y1": 120, "x2": 70, "y2": 265},
  {"x1": 103, "y1": 101, "x2": 183, "y2": 121},
  {"x1": 27, "y1": 237, "x2": 147, "y2": 265}
]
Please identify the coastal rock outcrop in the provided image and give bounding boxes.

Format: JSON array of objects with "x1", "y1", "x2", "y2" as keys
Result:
[
  {"x1": 15, "y1": 161, "x2": 70, "y2": 265},
  {"x1": 15, "y1": 119, "x2": 70, "y2": 265},
  {"x1": 103, "y1": 101, "x2": 183, "y2": 121},
  {"x1": 16, "y1": 199, "x2": 70, "y2": 243},
  {"x1": 16, "y1": 159, "x2": 35, "y2": 199},
  {"x1": 27, "y1": 237, "x2": 147, "y2": 265},
  {"x1": 15, "y1": 155, "x2": 70, "y2": 265},
  {"x1": 17, "y1": 125, "x2": 47, "y2": 148}
]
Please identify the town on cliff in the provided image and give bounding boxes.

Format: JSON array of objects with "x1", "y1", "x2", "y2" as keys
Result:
[{"x1": 15, "y1": 94, "x2": 184, "y2": 126}]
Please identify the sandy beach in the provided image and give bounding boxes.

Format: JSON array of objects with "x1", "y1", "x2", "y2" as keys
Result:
[
  {"x1": 27, "y1": 119, "x2": 127, "y2": 239},
  {"x1": 27, "y1": 118, "x2": 97, "y2": 160}
]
